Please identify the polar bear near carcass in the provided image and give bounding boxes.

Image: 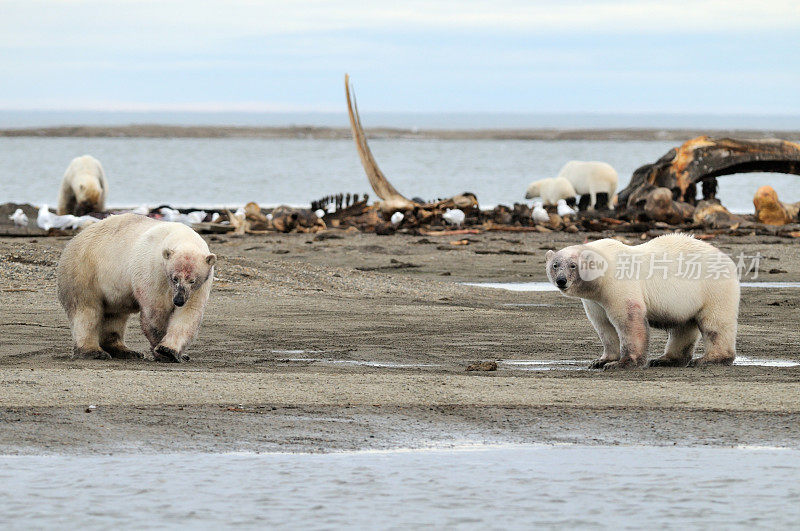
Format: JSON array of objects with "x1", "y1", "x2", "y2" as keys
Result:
[
  {"x1": 57, "y1": 155, "x2": 108, "y2": 216},
  {"x1": 546, "y1": 234, "x2": 739, "y2": 369},
  {"x1": 524, "y1": 177, "x2": 577, "y2": 206},
  {"x1": 555, "y1": 160, "x2": 618, "y2": 210}
]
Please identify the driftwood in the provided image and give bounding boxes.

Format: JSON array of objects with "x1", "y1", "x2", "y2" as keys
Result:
[
  {"x1": 344, "y1": 74, "x2": 478, "y2": 215},
  {"x1": 618, "y1": 136, "x2": 800, "y2": 208}
]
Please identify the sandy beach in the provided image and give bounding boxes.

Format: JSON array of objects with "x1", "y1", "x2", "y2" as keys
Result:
[{"x1": 1, "y1": 230, "x2": 798, "y2": 454}]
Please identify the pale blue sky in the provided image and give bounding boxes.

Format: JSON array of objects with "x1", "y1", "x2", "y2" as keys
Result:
[{"x1": 1, "y1": 0, "x2": 798, "y2": 113}]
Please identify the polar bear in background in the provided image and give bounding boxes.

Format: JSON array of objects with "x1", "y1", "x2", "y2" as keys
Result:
[
  {"x1": 556, "y1": 160, "x2": 618, "y2": 210},
  {"x1": 57, "y1": 214, "x2": 216, "y2": 362},
  {"x1": 57, "y1": 155, "x2": 108, "y2": 216},
  {"x1": 546, "y1": 234, "x2": 739, "y2": 370},
  {"x1": 524, "y1": 177, "x2": 577, "y2": 206}
]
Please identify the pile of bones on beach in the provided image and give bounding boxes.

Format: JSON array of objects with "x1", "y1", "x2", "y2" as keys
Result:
[{"x1": 5, "y1": 80, "x2": 800, "y2": 239}]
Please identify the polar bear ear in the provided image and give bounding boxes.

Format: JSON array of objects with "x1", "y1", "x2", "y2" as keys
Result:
[
  {"x1": 163, "y1": 249, "x2": 173, "y2": 260},
  {"x1": 546, "y1": 250, "x2": 555, "y2": 261},
  {"x1": 206, "y1": 254, "x2": 217, "y2": 266}
]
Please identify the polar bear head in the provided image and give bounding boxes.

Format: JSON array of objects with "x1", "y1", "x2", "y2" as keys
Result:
[
  {"x1": 524, "y1": 180, "x2": 542, "y2": 200},
  {"x1": 71, "y1": 173, "x2": 103, "y2": 215},
  {"x1": 162, "y1": 247, "x2": 217, "y2": 307},
  {"x1": 546, "y1": 246, "x2": 606, "y2": 297}
]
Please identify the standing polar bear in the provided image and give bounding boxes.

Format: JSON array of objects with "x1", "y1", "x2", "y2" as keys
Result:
[
  {"x1": 524, "y1": 177, "x2": 577, "y2": 206},
  {"x1": 58, "y1": 155, "x2": 108, "y2": 216},
  {"x1": 57, "y1": 214, "x2": 216, "y2": 362},
  {"x1": 556, "y1": 160, "x2": 618, "y2": 210},
  {"x1": 546, "y1": 234, "x2": 739, "y2": 369}
]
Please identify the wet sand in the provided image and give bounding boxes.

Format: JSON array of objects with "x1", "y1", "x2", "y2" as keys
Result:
[{"x1": 1, "y1": 231, "x2": 799, "y2": 453}]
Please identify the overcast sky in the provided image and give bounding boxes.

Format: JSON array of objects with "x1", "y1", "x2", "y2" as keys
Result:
[{"x1": 1, "y1": 0, "x2": 798, "y2": 113}]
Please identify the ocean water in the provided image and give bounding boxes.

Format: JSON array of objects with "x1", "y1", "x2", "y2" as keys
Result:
[
  {"x1": 1, "y1": 445, "x2": 798, "y2": 529},
  {"x1": 1, "y1": 137, "x2": 798, "y2": 213}
]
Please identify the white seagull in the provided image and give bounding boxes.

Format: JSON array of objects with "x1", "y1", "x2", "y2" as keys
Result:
[
  {"x1": 442, "y1": 208, "x2": 465, "y2": 227},
  {"x1": 557, "y1": 199, "x2": 577, "y2": 217},
  {"x1": 159, "y1": 207, "x2": 183, "y2": 222},
  {"x1": 9, "y1": 208, "x2": 28, "y2": 227},
  {"x1": 531, "y1": 201, "x2": 550, "y2": 224},
  {"x1": 36, "y1": 205, "x2": 95, "y2": 230}
]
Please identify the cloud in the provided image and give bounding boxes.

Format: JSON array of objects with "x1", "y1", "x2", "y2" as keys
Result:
[{"x1": 0, "y1": 0, "x2": 798, "y2": 112}]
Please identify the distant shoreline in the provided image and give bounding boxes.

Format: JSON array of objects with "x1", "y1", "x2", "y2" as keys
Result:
[{"x1": 2, "y1": 125, "x2": 800, "y2": 142}]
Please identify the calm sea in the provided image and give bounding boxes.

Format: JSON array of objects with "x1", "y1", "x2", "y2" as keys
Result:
[{"x1": 1, "y1": 136, "x2": 796, "y2": 213}]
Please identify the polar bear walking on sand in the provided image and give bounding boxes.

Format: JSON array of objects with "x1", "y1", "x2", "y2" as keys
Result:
[
  {"x1": 556, "y1": 160, "x2": 618, "y2": 210},
  {"x1": 57, "y1": 214, "x2": 216, "y2": 362},
  {"x1": 524, "y1": 177, "x2": 577, "y2": 206},
  {"x1": 546, "y1": 234, "x2": 739, "y2": 370},
  {"x1": 58, "y1": 155, "x2": 108, "y2": 216}
]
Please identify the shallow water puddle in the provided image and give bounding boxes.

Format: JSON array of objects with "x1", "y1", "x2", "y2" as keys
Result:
[
  {"x1": 734, "y1": 356, "x2": 799, "y2": 367},
  {"x1": 276, "y1": 356, "x2": 440, "y2": 369},
  {"x1": 463, "y1": 281, "x2": 557, "y2": 292},
  {"x1": 502, "y1": 357, "x2": 798, "y2": 370},
  {"x1": 741, "y1": 281, "x2": 800, "y2": 288},
  {"x1": 271, "y1": 349, "x2": 324, "y2": 355},
  {"x1": 465, "y1": 281, "x2": 800, "y2": 292},
  {"x1": 330, "y1": 360, "x2": 441, "y2": 368},
  {"x1": 500, "y1": 359, "x2": 587, "y2": 371}
]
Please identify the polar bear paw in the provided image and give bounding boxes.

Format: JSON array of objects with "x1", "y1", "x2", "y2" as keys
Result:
[
  {"x1": 153, "y1": 345, "x2": 190, "y2": 363},
  {"x1": 602, "y1": 357, "x2": 642, "y2": 371},
  {"x1": 103, "y1": 345, "x2": 144, "y2": 360},
  {"x1": 648, "y1": 357, "x2": 690, "y2": 368},
  {"x1": 73, "y1": 347, "x2": 112, "y2": 360},
  {"x1": 588, "y1": 358, "x2": 612, "y2": 369}
]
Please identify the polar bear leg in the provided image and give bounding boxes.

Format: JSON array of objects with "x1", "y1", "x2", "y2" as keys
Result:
[
  {"x1": 588, "y1": 188, "x2": 597, "y2": 211},
  {"x1": 649, "y1": 323, "x2": 700, "y2": 367},
  {"x1": 154, "y1": 308, "x2": 202, "y2": 363},
  {"x1": 140, "y1": 307, "x2": 170, "y2": 353},
  {"x1": 58, "y1": 185, "x2": 76, "y2": 216},
  {"x1": 604, "y1": 299, "x2": 649, "y2": 370},
  {"x1": 153, "y1": 289, "x2": 209, "y2": 363},
  {"x1": 583, "y1": 300, "x2": 620, "y2": 369},
  {"x1": 100, "y1": 314, "x2": 142, "y2": 359},
  {"x1": 690, "y1": 313, "x2": 736, "y2": 366},
  {"x1": 70, "y1": 305, "x2": 110, "y2": 360}
]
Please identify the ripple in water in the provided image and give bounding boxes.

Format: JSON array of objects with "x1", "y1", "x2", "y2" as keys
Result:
[{"x1": 1, "y1": 446, "x2": 799, "y2": 528}]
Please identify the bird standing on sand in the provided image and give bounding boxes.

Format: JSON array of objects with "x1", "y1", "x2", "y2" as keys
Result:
[
  {"x1": 37, "y1": 205, "x2": 96, "y2": 230},
  {"x1": 390, "y1": 212, "x2": 404, "y2": 225},
  {"x1": 557, "y1": 199, "x2": 577, "y2": 217},
  {"x1": 442, "y1": 208, "x2": 465, "y2": 227},
  {"x1": 159, "y1": 207, "x2": 183, "y2": 222},
  {"x1": 9, "y1": 208, "x2": 28, "y2": 227},
  {"x1": 531, "y1": 201, "x2": 550, "y2": 224}
]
